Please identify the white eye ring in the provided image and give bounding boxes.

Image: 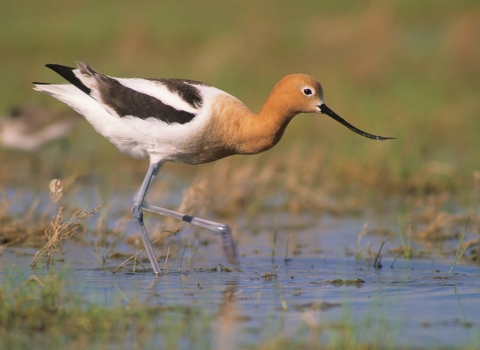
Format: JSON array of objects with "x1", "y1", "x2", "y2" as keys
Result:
[{"x1": 302, "y1": 87, "x2": 315, "y2": 96}]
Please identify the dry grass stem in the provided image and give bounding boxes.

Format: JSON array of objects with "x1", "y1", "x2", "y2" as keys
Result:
[
  {"x1": 112, "y1": 234, "x2": 177, "y2": 274},
  {"x1": 163, "y1": 246, "x2": 170, "y2": 269},
  {"x1": 30, "y1": 204, "x2": 101, "y2": 267}
]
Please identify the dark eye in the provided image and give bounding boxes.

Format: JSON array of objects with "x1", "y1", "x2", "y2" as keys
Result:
[{"x1": 303, "y1": 88, "x2": 313, "y2": 96}]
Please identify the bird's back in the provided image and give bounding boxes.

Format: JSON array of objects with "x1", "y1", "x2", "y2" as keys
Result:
[{"x1": 34, "y1": 63, "x2": 245, "y2": 163}]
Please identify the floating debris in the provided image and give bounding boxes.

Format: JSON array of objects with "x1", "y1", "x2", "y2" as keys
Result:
[
  {"x1": 323, "y1": 278, "x2": 366, "y2": 286},
  {"x1": 208, "y1": 264, "x2": 233, "y2": 272}
]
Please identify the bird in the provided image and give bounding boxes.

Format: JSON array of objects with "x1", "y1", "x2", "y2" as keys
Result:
[
  {"x1": 0, "y1": 104, "x2": 80, "y2": 175},
  {"x1": 0, "y1": 104, "x2": 79, "y2": 152},
  {"x1": 34, "y1": 62, "x2": 393, "y2": 275}
]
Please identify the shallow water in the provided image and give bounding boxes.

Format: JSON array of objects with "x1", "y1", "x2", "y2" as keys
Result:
[{"x1": 1, "y1": 195, "x2": 479, "y2": 349}]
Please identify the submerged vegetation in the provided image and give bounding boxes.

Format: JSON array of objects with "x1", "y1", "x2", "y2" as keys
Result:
[
  {"x1": 0, "y1": 272, "x2": 399, "y2": 350},
  {"x1": 0, "y1": 273, "x2": 212, "y2": 350}
]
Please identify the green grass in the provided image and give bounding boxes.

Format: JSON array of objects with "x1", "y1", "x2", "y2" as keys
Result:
[
  {"x1": 2, "y1": 0, "x2": 479, "y2": 200},
  {"x1": 0, "y1": 271, "x2": 212, "y2": 350}
]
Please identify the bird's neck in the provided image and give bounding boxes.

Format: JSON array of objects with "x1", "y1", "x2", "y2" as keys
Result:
[{"x1": 206, "y1": 94, "x2": 297, "y2": 156}]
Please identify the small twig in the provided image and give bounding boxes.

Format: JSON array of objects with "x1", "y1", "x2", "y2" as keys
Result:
[
  {"x1": 112, "y1": 237, "x2": 161, "y2": 274},
  {"x1": 163, "y1": 247, "x2": 170, "y2": 270},
  {"x1": 355, "y1": 223, "x2": 368, "y2": 260},
  {"x1": 449, "y1": 217, "x2": 470, "y2": 274},
  {"x1": 187, "y1": 241, "x2": 199, "y2": 271},
  {"x1": 284, "y1": 233, "x2": 292, "y2": 262},
  {"x1": 271, "y1": 215, "x2": 278, "y2": 264},
  {"x1": 390, "y1": 252, "x2": 403, "y2": 269},
  {"x1": 132, "y1": 239, "x2": 139, "y2": 273},
  {"x1": 179, "y1": 241, "x2": 188, "y2": 272},
  {"x1": 374, "y1": 240, "x2": 388, "y2": 270}
]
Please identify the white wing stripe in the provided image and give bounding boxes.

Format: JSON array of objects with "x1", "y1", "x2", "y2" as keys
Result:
[{"x1": 117, "y1": 78, "x2": 199, "y2": 114}]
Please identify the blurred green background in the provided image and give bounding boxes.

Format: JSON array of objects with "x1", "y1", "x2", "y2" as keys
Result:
[{"x1": 1, "y1": 0, "x2": 479, "y2": 198}]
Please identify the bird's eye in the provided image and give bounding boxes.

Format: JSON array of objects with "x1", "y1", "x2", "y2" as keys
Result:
[{"x1": 303, "y1": 88, "x2": 313, "y2": 96}]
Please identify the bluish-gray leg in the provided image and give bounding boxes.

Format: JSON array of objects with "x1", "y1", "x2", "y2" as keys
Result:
[
  {"x1": 142, "y1": 201, "x2": 238, "y2": 266},
  {"x1": 141, "y1": 204, "x2": 238, "y2": 266},
  {"x1": 132, "y1": 162, "x2": 164, "y2": 275},
  {"x1": 133, "y1": 162, "x2": 238, "y2": 270}
]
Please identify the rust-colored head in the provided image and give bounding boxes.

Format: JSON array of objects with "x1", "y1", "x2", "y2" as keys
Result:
[
  {"x1": 262, "y1": 74, "x2": 394, "y2": 141},
  {"x1": 262, "y1": 74, "x2": 324, "y2": 116}
]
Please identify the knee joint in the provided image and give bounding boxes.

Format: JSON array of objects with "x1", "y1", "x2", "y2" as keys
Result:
[{"x1": 131, "y1": 204, "x2": 143, "y2": 221}]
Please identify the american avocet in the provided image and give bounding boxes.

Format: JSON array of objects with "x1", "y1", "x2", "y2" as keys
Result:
[
  {"x1": 34, "y1": 62, "x2": 393, "y2": 275},
  {"x1": 0, "y1": 105, "x2": 79, "y2": 152}
]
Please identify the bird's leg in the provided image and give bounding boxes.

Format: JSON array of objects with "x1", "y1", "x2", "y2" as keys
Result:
[
  {"x1": 141, "y1": 202, "x2": 238, "y2": 266},
  {"x1": 132, "y1": 162, "x2": 163, "y2": 275},
  {"x1": 133, "y1": 162, "x2": 238, "y2": 267}
]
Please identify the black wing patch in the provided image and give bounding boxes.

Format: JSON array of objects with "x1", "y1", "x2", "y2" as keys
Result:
[
  {"x1": 45, "y1": 62, "x2": 198, "y2": 125},
  {"x1": 150, "y1": 78, "x2": 207, "y2": 109},
  {"x1": 95, "y1": 76, "x2": 196, "y2": 124}
]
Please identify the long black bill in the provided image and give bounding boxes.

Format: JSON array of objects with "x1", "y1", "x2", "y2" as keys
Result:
[{"x1": 319, "y1": 104, "x2": 394, "y2": 140}]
